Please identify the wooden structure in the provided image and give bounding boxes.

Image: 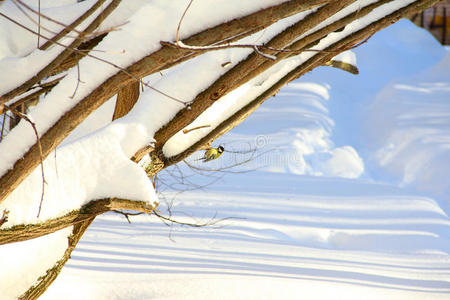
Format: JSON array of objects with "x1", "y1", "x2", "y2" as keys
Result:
[{"x1": 410, "y1": 0, "x2": 450, "y2": 45}]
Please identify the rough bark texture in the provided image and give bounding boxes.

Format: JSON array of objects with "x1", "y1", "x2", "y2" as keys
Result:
[
  {"x1": 1, "y1": 0, "x2": 121, "y2": 101},
  {"x1": 0, "y1": 1, "x2": 441, "y2": 298},
  {"x1": 19, "y1": 217, "x2": 95, "y2": 300},
  {"x1": 113, "y1": 81, "x2": 141, "y2": 120},
  {"x1": 39, "y1": 0, "x2": 107, "y2": 51},
  {"x1": 0, "y1": 198, "x2": 155, "y2": 245},
  {"x1": 156, "y1": 0, "x2": 441, "y2": 173},
  {"x1": 12, "y1": 198, "x2": 156, "y2": 299},
  {"x1": 0, "y1": 0, "x2": 327, "y2": 204}
]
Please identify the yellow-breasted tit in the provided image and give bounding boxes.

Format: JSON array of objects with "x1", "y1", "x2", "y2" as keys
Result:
[{"x1": 199, "y1": 146, "x2": 224, "y2": 162}]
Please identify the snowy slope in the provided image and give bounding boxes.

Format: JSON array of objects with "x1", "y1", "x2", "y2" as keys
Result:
[
  {"x1": 42, "y1": 173, "x2": 450, "y2": 300},
  {"x1": 40, "y1": 20, "x2": 450, "y2": 300}
]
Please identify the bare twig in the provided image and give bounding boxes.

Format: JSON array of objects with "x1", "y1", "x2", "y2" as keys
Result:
[
  {"x1": 14, "y1": 0, "x2": 84, "y2": 35},
  {"x1": 162, "y1": 32, "x2": 373, "y2": 57},
  {"x1": 176, "y1": 0, "x2": 194, "y2": 44},
  {"x1": 0, "y1": 0, "x2": 123, "y2": 102},
  {"x1": 6, "y1": 76, "x2": 64, "y2": 109},
  {"x1": 183, "y1": 125, "x2": 211, "y2": 134},
  {"x1": 0, "y1": 11, "x2": 187, "y2": 105},
  {"x1": 70, "y1": 61, "x2": 83, "y2": 98},
  {"x1": 112, "y1": 210, "x2": 143, "y2": 223},
  {"x1": 153, "y1": 210, "x2": 237, "y2": 228},
  {"x1": 0, "y1": 210, "x2": 9, "y2": 227},
  {"x1": 37, "y1": 0, "x2": 41, "y2": 47},
  {"x1": 0, "y1": 110, "x2": 7, "y2": 141},
  {"x1": 5, "y1": 105, "x2": 46, "y2": 217},
  {"x1": 174, "y1": 0, "x2": 276, "y2": 61}
]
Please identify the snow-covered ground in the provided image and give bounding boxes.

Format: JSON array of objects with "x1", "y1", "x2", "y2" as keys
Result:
[{"x1": 36, "y1": 20, "x2": 450, "y2": 299}]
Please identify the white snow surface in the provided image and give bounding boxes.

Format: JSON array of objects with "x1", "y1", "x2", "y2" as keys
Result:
[
  {"x1": 366, "y1": 51, "x2": 450, "y2": 206},
  {"x1": 0, "y1": 227, "x2": 72, "y2": 298},
  {"x1": 0, "y1": 0, "x2": 294, "y2": 225},
  {"x1": 40, "y1": 20, "x2": 450, "y2": 300},
  {"x1": 0, "y1": 1, "x2": 450, "y2": 299}
]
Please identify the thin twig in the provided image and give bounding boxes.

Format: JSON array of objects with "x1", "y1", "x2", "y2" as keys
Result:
[
  {"x1": 70, "y1": 61, "x2": 83, "y2": 98},
  {"x1": 14, "y1": 0, "x2": 84, "y2": 35},
  {"x1": 37, "y1": 0, "x2": 41, "y2": 47},
  {"x1": 4, "y1": 104, "x2": 46, "y2": 217},
  {"x1": 176, "y1": 0, "x2": 195, "y2": 44},
  {"x1": 112, "y1": 209, "x2": 143, "y2": 223},
  {"x1": 11, "y1": 0, "x2": 86, "y2": 42},
  {"x1": 182, "y1": 125, "x2": 211, "y2": 134},
  {"x1": 0, "y1": 110, "x2": 7, "y2": 142},
  {"x1": 153, "y1": 209, "x2": 237, "y2": 227},
  {"x1": 174, "y1": 0, "x2": 276, "y2": 61},
  {"x1": 0, "y1": 12, "x2": 188, "y2": 106},
  {"x1": 0, "y1": 210, "x2": 9, "y2": 227},
  {"x1": 162, "y1": 35, "x2": 373, "y2": 58}
]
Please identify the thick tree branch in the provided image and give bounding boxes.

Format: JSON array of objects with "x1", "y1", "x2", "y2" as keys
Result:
[
  {"x1": 0, "y1": 198, "x2": 156, "y2": 245},
  {"x1": 0, "y1": 0, "x2": 327, "y2": 203},
  {"x1": 39, "y1": 0, "x2": 107, "y2": 50},
  {"x1": 1, "y1": 0, "x2": 122, "y2": 101},
  {"x1": 19, "y1": 217, "x2": 96, "y2": 300},
  {"x1": 157, "y1": 0, "x2": 441, "y2": 173},
  {"x1": 149, "y1": 1, "x2": 356, "y2": 158},
  {"x1": 46, "y1": 33, "x2": 107, "y2": 77}
]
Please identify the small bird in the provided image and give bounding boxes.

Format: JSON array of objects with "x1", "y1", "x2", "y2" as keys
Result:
[{"x1": 199, "y1": 146, "x2": 224, "y2": 162}]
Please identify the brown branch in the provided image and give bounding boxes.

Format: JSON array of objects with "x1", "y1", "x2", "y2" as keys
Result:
[
  {"x1": 12, "y1": 197, "x2": 155, "y2": 299},
  {"x1": 183, "y1": 125, "x2": 211, "y2": 134},
  {"x1": 1, "y1": 0, "x2": 122, "y2": 101},
  {"x1": 14, "y1": 0, "x2": 84, "y2": 36},
  {"x1": 37, "y1": 0, "x2": 40, "y2": 47},
  {"x1": 246, "y1": 0, "x2": 393, "y2": 81},
  {"x1": 39, "y1": 0, "x2": 108, "y2": 50},
  {"x1": 4, "y1": 104, "x2": 46, "y2": 217},
  {"x1": 0, "y1": 210, "x2": 8, "y2": 227},
  {"x1": 0, "y1": 198, "x2": 156, "y2": 245},
  {"x1": 0, "y1": 110, "x2": 7, "y2": 141},
  {"x1": 7, "y1": 82, "x2": 59, "y2": 111},
  {"x1": 159, "y1": 0, "x2": 441, "y2": 172},
  {"x1": 19, "y1": 216, "x2": 96, "y2": 300},
  {"x1": 150, "y1": 1, "x2": 356, "y2": 155},
  {"x1": 46, "y1": 33, "x2": 107, "y2": 77},
  {"x1": 0, "y1": 0, "x2": 326, "y2": 203},
  {"x1": 112, "y1": 80, "x2": 141, "y2": 120},
  {"x1": 153, "y1": 210, "x2": 235, "y2": 228}
]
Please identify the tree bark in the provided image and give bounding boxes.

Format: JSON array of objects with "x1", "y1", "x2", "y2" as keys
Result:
[
  {"x1": 113, "y1": 81, "x2": 141, "y2": 120},
  {"x1": 0, "y1": 1, "x2": 442, "y2": 298},
  {"x1": 19, "y1": 217, "x2": 95, "y2": 300},
  {"x1": 1, "y1": 0, "x2": 121, "y2": 101},
  {"x1": 0, "y1": 0, "x2": 327, "y2": 203},
  {"x1": 0, "y1": 198, "x2": 156, "y2": 245},
  {"x1": 156, "y1": 0, "x2": 441, "y2": 173}
]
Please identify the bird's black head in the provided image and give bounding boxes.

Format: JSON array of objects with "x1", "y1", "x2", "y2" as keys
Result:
[{"x1": 218, "y1": 146, "x2": 224, "y2": 153}]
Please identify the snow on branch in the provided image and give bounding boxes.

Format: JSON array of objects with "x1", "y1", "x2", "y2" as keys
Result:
[
  {"x1": 0, "y1": 0, "x2": 327, "y2": 204},
  {"x1": 0, "y1": 198, "x2": 157, "y2": 245}
]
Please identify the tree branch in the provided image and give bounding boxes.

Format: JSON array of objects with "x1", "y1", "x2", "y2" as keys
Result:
[
  {"x1": 0, "y1": 198, "x2": 156, "y2": 245},
  {"x1": 19, "y1": 216, "x2": 96, "y2": 300},
  {"x1": 150, "y1": 1, "x2": 355, "y2": 153},
  {"x1": 158, "y1": 0, "x2": 441, "y2": 173},
  {"x1": 38, "y1": 0, "x2": 108, "y2": 50},
  {"x1": 0, "y1": 0, "x2": 327, "y2": 203},
  {"x1": 1, "y1": 0, "x2": 121, "y2": 101}
]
